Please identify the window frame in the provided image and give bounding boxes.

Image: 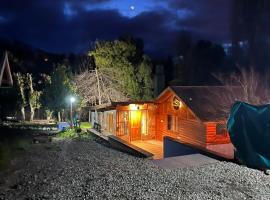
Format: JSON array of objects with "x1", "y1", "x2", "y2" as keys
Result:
[
  {"x1": 167, "y1": 114, "x2": 174, "y2": 131},
  {"x1": 216, "y1": 123, "x2": 227, "y2": 136}
]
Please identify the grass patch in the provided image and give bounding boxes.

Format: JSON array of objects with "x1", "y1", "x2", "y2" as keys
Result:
[
  {"x1": 80, "y1": 122, "x2": 92, "y2": 130},
  {"x1": 78, "y1": 131, "x2": 94, "y2": 140},
  {"x1": 57, "y1": 128, "x2": 77, "y2": 139}
]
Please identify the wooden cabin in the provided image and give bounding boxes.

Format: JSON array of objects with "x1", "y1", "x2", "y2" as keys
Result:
[
  {"x1": 156, "y1": 86, "x2": 237, "y2": 147},
  {"x1": 89, "y1": 102, "x2": 156, "y2": 142},
  {"x1": 0, "y1": 51, "x2": 13, "y2": 88},
  {"x1": 90, "y1": 86, "x2": 238, "y2": 158}
]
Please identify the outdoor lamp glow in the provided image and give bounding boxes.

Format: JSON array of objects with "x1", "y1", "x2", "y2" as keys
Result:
[
  {"x1": 70, "y1": 97, "x2": 76, "y2": 103},
  {"x1": 129, "y1": 104, "x2": 139, "y2": 111}
]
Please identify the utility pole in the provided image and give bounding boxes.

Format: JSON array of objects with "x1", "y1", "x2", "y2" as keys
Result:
[
  {"x1": 70, "y1": 97, "x2": 75, "y2": 128},
  {"x1": 95, "y1": 68, "x2": 102, "y2": 105}
]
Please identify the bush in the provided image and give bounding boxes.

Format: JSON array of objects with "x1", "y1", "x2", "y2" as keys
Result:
[
  {"x1": 76, "y1": 127, "x2": 82, "y2": 133},
  {"x1": 56, "y1": 127, "x2": 93, "y2": 140},
  {"x1": 78, "y1": 131, "x2": 93, "y2": 140},
  {"x1": 56, "y1": 128, "x2": 77, "y2": 139}
]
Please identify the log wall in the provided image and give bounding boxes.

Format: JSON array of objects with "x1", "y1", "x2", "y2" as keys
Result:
[{"x1": 156, "y1": 90, "x2": 206, "y2": 147}]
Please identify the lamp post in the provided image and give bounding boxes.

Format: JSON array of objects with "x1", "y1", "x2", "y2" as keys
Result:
[{"x1": 70, "y1": 97, "x2": 75, "y2": 128}]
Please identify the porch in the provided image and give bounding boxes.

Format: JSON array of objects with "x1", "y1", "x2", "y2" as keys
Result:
[
  {"x1": 131, "y1": 140, "x2": 163, "y2": 159},
  {"x1": 89, "y1": 128, "x2": 162, "y2": 159}
]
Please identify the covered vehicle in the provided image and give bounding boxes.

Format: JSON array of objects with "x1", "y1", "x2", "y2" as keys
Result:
[{"x1": 227, "y1": 102, "x2": 270, "y2": 169}]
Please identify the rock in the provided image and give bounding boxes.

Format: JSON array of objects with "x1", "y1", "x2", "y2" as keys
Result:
[{"x1": 264, "y1": 169, "x2": 270, "y2": 175}]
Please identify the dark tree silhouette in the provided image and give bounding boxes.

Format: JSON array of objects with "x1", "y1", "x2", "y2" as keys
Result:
[
  {"x1": 231, "y1": 0, "x2": 270, "y2": 68},
  {"x1": 180, "y1": 40, "x2": 225, "y2": 85}
]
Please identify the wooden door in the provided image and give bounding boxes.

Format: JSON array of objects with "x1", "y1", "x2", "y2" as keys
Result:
[
  {"x1": 130, "y1": 110, "x2": 141, "y2": 141},
  {"x1": 108, "y1": 113, "x2": 114, "y2": 133},
  {"x1": 116, "y1": 111, "x2": 129, "y2": 140}
]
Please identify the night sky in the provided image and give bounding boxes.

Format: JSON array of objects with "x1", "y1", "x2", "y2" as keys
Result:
[{"x1": 0, "y1": 0, "x2": 232, "y2": 57}]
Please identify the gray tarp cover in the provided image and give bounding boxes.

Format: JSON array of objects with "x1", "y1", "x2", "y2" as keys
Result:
[{"x1": 227, "y1": 102, "x2": 270, "y2": 169}]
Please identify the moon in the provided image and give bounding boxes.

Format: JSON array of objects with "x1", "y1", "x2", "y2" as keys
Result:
[{"x1": 130, "y1": 5, "x2": 135, "y2": 11}]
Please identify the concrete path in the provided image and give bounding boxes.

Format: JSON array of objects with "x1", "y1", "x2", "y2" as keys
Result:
[{"x1": 152, "y1": 154, "x2": 218, "y2": 169}]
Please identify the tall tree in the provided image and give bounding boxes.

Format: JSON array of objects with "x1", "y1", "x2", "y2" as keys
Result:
[
  {"x1": 89, "y1": 39, "x2": 153, "y2": 100},
  {"x1": 26, "y1": 73, "x2": 41, "y2": 121},
  {"x1": 42, "y1": 65, "x2": 77, "y2": 122},
  {"x1": 184, "y1": 40, "x2": 225, "y2": 85},
  {"x1": 231, "y1": 0, "x2": 270, "y2": 67},
  {"x1": 138, "y1": 55, "x2": 154, "y2": 100},
  {"x1": 13, "y1": 73, "x2": 27, "y2": 121}
]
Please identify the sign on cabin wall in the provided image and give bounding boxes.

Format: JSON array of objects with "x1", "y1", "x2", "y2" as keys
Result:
[{"x1": 172, "y1": 96, "x2": 181, "y2": 110}]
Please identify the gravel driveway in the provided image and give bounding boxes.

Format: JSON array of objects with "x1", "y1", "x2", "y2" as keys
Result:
[{"x1": 0, "y1": 139, "x2": 270, "y2": 200}]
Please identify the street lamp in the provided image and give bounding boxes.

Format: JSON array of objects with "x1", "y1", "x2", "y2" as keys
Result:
[{"x1": 70, "y1": 97, "x2": 75, "y2": 128}]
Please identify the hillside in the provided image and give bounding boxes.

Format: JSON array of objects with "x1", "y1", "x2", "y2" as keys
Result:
[{"x1": 0, "y1": 38, "x2": 88, "y2": 75}]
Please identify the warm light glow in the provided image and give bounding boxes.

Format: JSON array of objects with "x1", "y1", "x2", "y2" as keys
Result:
[
  {"x1": 129, "y1": 104, "x2": 139, "y2": 111},
  {"x1": 130, "y1": 110, "x2": 141, "y2": 128},
  {"x1": 173, "y1": 97, "x2": 182, "y2": 110},
  {"x1": 141, "y1": 111, "x2": 147, "y2": 135},
  {"x1": 70, "y1": 97, "x2": 75, "y2": 103}
]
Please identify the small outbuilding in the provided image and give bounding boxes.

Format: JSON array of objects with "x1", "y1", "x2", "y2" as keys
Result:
[{"x1": 89, "y1": 101, "x2": 156, "y2": 142}]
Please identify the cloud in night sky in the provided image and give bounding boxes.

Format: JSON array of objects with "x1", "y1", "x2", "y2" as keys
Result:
[{"x1": 0, "y1": 0, "x2": 232, "y2": 57}]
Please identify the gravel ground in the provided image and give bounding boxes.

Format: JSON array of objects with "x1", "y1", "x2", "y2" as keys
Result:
[{"x1": 0, "y1": 139, "x2": 270, "y2": 200}]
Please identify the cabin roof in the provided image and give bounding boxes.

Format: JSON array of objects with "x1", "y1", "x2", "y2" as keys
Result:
[
  {"x1": 0, "y1": 51, "x2": 13, "y2": 87},
  {"x1": 159, "y1": 86, "x2": 242, "y2": 122},
  {"x1": 89, "y1": 101, "x2": 154, "y2": 111}
]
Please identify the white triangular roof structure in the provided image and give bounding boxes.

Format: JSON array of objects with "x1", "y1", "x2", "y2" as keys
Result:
[{"x1": 0, "y1": 51, "x2": 13, "y2": 88}]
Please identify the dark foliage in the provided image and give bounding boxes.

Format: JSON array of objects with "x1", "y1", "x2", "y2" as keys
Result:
[{"x1": 0, "y1": 87, "x2": 21, "y2": 119}]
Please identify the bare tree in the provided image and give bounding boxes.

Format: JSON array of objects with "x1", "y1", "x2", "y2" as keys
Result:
[
  {"x1": 212, "y1": 67, "x2": 270, "y2": 118},
  {"x1": 26, "y1": 73, "x2": 41, "y2": 121},
  {"x1": 77, "y1": 55, "x2": 95, "y2": 73},
  {"x1": 74, "y1": 68, "x2": 129, "y2": 106},
  {"x1": 216, "y1": 67, "x2": 270, "y2": 103},
  {"x1": 14, "y1": 73, "x2": 27, "y2": 121},
  {"x1": 74, "y1": 55, "x2": 129, "y2": 106}
]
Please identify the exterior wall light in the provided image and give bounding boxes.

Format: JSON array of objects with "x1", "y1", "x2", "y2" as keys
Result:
[{"x1": 129, "y1": 104, "x2": 139, "y2": 111}]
